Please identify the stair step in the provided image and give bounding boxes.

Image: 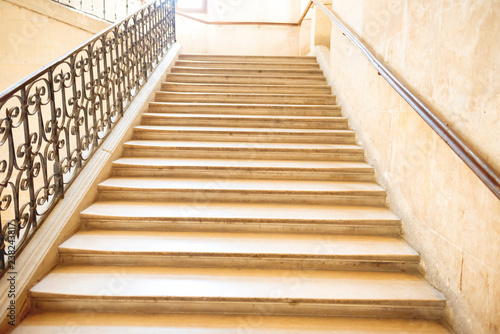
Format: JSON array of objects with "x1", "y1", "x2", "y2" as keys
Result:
[
  {"x1": 141, "y1": 113, "x2": 349, "y2": 129},
  {"x1": 161, "y1": 82, "x2": 332, "y2": 94},
  {"x1": 30, "y1": 266, "x2": 445, "y2": 318},
  {"x1": 82, "y1": 201, "x2": 401, "y2": 235},
  {"x1": 59, "y1": 231, "x2": 419, "y2": 271},
  {"x1": 97, "y1": 178, "x2": 386, "y2": 206},
  {"x1": 166, "y1": 73, "x2": 327, "y2": 85},
  {"x1": 12, "y1": 312, "x2": 451, "y2": 334},
  {"x1": 148, "y1": 102, "x2": 342, "y2": 117},
  {"x1": 178, "y1": 54, "x2": 318, "y2": 63},
  {"x1": 155, "y1": 92, "x2": 336, "y2": 105},
  {"x1": 171, "y1": 66, "x2": 324, "y2": 76},
  {"x1": 112, "y1": 158, "x2": 374, "y2": 181},
  {"x1": 132, "y1": 126, "x2": 356, "y2": 144},
  {"x1": 175, "y1": 59, "x2": 321, "y2": 69},
  {"x1": 123, "y1": 140, "x2": 366, "y2": 161}
]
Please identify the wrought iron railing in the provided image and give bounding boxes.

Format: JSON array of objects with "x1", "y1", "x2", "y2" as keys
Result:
[
  {"x1": 53, "y1": 0, "x2": 144, "y2": 22},
  {"x1": 0, "y1": 0, "x2": 176, "y2": 272}
]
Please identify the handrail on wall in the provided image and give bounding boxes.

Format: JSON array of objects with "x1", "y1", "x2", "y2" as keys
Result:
[{"x1": 309, "y1": 0, "x2": 499, "y2": 199}]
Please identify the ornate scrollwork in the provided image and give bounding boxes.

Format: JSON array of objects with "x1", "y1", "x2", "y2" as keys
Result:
[{"x1": 0, "y1": 0, "x2": 175, "y2": 272}]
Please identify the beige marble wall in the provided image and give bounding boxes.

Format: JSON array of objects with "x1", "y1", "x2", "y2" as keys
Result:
[
  {"x1": 299, "y1": 18, "x2": 312, "y2": 56},
  {"x1": 325, "y1": 1, "x2": 500, "y2": 333},
  {"x1": 310, "y1": 0, "x2": 332, "y2": 49},
  {"x1": 176, "y1": 17, "x2": 302, "y2": 55},
  {"x1": 176, "y1": 0, "x2": 306, "y2": 55},
  {"x1": 0, "y1": 0, "x2": 109, "y2": 92}
]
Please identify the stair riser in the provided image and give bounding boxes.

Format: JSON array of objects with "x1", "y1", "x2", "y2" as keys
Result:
[
  {"x1": 166, "y1": 74, "x2": 327, "y2": 85},
  {"x1": 141, "y1": 117, "x2": 349, "y2": 130},
  {"x1": 123, "y1": 148, "x2": 365, "y2": 161},
  {"x1": 178, "y1": 55, "x2": 318, "y2": 63},
  {"x1": 175, "y1": 61, "x2": 321, "y2": 70},
  {"x1": 133, "y1": 131, "x2": 357, "y2": 145},
  {"x1": 32, "y1": 299, "x2": 444, "y2": 319},
  {"x1": 83, "y1": 218, "x2": 401, "y2": 236},
  {"x1": 98, "y1": 189, "x2": 386, "y2": 206},
  {"x1": 112, "y1": 167, "x2": 374, "y2": 182},
  {"x1": 148, "y1": 104, "x2": 342, "y2": 117},
  {"x1": 60, "y1": 254, "x2": 418, "y2": 272},
  {"x1": 171, "y1": 67, "x2": 324, "y2": 76},
  {"x1": 161, "y1": 83, "x2": 331, "y2": 94},
  {"x1": 155, "y1": 94, "x2": 337, "y2": 105}
]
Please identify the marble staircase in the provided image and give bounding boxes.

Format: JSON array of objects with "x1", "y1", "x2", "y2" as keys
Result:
[{"x1": 14, "y1": 54, "x2": 450, "y2": 333}]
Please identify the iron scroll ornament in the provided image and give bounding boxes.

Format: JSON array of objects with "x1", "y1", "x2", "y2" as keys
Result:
[{"x1": 0, "y1": 0, "x2": 176, "y2": 273}]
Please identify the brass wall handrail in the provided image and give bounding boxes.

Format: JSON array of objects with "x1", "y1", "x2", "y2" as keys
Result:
[{"x1": 310, "y1": 0, "x2": 499, "y2": 199}]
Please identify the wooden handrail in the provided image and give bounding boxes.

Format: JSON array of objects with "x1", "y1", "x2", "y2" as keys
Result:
[
  {"x1": 310, "y1": 0, "x2": 500, "y2": 199},
  {"x1": 176, "y1": 11, "x2": 297, "y2": 26},
  {"x1": 297, "y1": 0, "x2": 314, "y2": 26}
]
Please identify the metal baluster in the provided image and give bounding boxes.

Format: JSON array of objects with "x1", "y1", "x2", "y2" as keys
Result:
[
  {"x1": 173, "y1": 0, "x2": 176, "y2": 43},
  {"x1": 20, "y1": 87, "x2": 37, "y2": 235},
  {"x1": 47, "y1": 69, "x2": 64, "y2": 198}
]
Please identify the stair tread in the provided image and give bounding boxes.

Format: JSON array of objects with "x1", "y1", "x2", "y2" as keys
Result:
[
  {"x1": 179, "y1": 54, "x2": 317, "y2": 60},
  {"x1": 81, "y1": 201, "x2": 400, "y2": 223},
  {"x1": 14, "y1": 312, "x2": 450, "y2": 333},
  {"x1": 134, "y1": 125, "x2": 353, "y2": 134},
  {"x1": 99, "y1": 178, "x2": 385, "y2": 193},
  {"x1": 142, "y1": 113, "x2": 345, "y2": 121},
  {"x1": 176, "y1": 60, "x2": 320, "y2": 65},
  {"x1": 172, "y1": 66, "x2": 324, "y2": 73},
  {"x1": 60, "y1": 230, "x2": 418, "y2": 259},
  {"x1": 149, "y1": 101, "x2": 340, "y2": 108},
  {"x1": 175, "y1": 60, "x2": 320, "y2": 66},
  {"x1": 124, "y1": 140, "x2": 363, "y2": 150},
  {"x1": 113, "y1": 158, "x2": 372, "y2": 170},
  {"x1": 155, "y1": 93, "x2": 335, "y2": 104},
  {"x1": 157, "y1": 92, "x2": 334, "y2": 97},
  {"x1": 167, "y1": 73, "x2": 327, "y2": 80},
  {"x1": 163, "y1": 82, "x2": 328, "y2": 88},
  {"x1": 31, "y1": 266, "x2": 445, "y2": 304}
]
